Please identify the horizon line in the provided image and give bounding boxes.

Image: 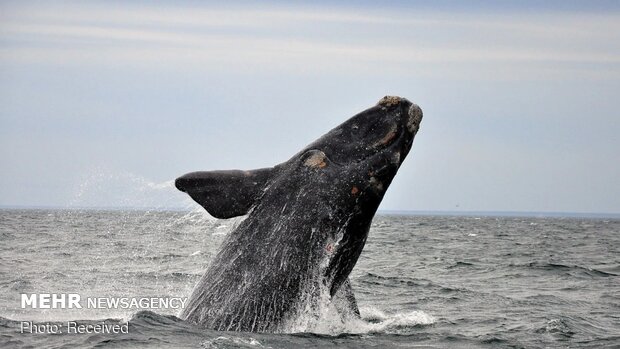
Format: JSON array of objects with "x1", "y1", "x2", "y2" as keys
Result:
[{"x1": 0, "y1": 205, "x2": 618, "y2": 219}]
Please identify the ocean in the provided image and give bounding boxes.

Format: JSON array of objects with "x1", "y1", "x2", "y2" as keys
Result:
[{"x1": 0, "y1": 209, "x2": 618, "y2": 348}]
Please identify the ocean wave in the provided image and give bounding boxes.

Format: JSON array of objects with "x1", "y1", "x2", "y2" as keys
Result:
[
  {"x1": 511, "y1": 262, "x2": 619, "y2": 277},
  {"x1": 138, "y1": 253, "x2": 187, "y2": 261},
  {"x1": 129, "y1": 310, "x2": 185, "y2": 327},
  {"x1": 535, "y1": 318, "x2": 575, "y2": 338},
  {"x1": 446, "y1": 261, "x2": 474, "y2": 269},
  {"x1": 114, "y1": 270, "x2": 201, "y2": 281},
  {"x1": 358, "y1": 307, "x2": 436, "y2": 332},
  {"x1": 359, "y1": 273, "x2": 466, "y2": 293},
  {"x1": 202, "y1": 336, "x2": 266, "y2": 348}
]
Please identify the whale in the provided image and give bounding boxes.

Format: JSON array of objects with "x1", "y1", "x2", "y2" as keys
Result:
[{"x1": 175, "y1": 96, "x2": 423, "y2": 332}]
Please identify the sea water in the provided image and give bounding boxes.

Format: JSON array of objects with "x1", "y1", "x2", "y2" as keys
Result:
[{"x1": 0, "y1": 209, "x2": 618, "y2": 348}]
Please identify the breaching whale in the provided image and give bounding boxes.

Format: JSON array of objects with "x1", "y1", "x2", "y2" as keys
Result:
[{"x1": 175, "y1": 96, "x2": 423, "y2": 332}]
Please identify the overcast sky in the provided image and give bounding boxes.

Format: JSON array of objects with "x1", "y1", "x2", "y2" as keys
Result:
[{"x1": 1, "y1": 1, "x2": 619, "y2": 214}]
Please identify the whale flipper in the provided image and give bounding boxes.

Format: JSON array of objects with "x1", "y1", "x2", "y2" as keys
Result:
[{"x1": 175, "y1": 168, "x2": 274, "y2": 219}]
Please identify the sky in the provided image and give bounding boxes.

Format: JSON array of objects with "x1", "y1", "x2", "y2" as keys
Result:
[{"x1": 1, "y1": 1, "x2": 619, "y2": 214}]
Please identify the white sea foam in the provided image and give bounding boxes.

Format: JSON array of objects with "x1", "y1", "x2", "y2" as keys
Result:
[
  {"x1": 358, "y1": 307, "x2": 436, "y2": 332},
  {"x1": 284, "y1": 296, "x2": 435, "y2": 335},
  {"x1": 202, "y1": 336, "x2": 268, "y2": 348},
  {"x1": 310, "y1": 306, "x2": 436, "y2": 335}
]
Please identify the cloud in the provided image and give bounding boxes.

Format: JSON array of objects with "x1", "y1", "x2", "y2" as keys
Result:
[{"x1": 2, "y1": 3, "x2": 619, "y2": 79}]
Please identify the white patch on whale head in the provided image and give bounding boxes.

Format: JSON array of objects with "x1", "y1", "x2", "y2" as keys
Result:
[
  {"x1": 377, "y1": 95, "x2": 403, "y2": 109},
  {"x1": 304, "y1": 151, "x2": 328, "y2": 168},
  {"x1": 407, "y1": 103, "x2": 423, "y2": 133},
  {"x1": 369, "y1": 176, "x2": 384, "y2": 191}
]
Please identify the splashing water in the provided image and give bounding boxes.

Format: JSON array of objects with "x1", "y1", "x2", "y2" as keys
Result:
[
  {"x1": 358, "y1": 308, "x2": 436, "y2": 333},
  {"x1": 285, "y1": 288, "x2": 435, "y2": 336},
  {"x1": 70, "y1": 166, "x2": 191, "y2": 210},
  {"x1": 202, "y1": 336, "x2": 267, "y2": 349}
]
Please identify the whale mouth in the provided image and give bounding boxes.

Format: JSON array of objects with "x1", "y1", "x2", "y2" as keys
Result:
[
  {"x1": 372, "y1": 161, "x2": 398, "y2": 178},
  {"x1": 390, "y1": 101, "x2": 423, "y2": 164},
  {"x1": 377, "y1": 96, "x2": 423, "y2": 135},
  {"x1": 374, "y1": 99, "x2": 423, "y2": 155}
]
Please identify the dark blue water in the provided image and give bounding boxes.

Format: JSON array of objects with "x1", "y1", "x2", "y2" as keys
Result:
[{"x1": 0, "y1": 209, "x2": 618, "y2": 348}]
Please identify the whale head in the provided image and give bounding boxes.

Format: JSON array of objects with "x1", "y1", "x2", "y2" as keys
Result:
[
  {"x1": 299, "y1": 95, "x2": 422, "y2": 198},
  {"x1": 280, "y1": 96, "x2": 423, "y2": 294}
]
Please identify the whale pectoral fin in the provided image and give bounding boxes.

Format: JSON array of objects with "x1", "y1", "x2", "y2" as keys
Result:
[
  {"x1": 175, "y1": 167, "x2": 274, "y2": 219},
  {"x1": 332, "y1": 278, "x2": 360, "y2": 319}
]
